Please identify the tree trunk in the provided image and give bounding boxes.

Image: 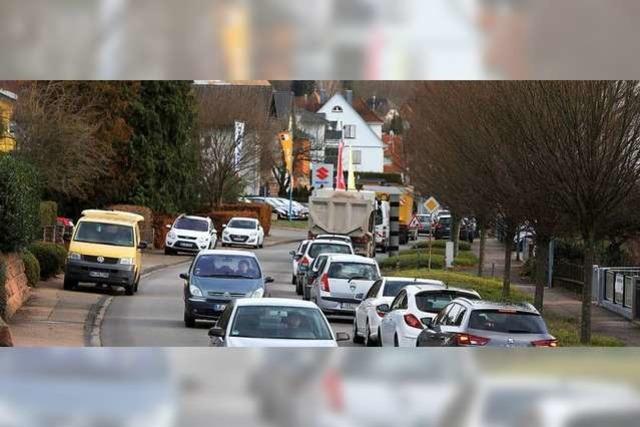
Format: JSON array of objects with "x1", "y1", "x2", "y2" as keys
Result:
[
  {"x1": 534, "y1": 235, "x2": 550, "y2": 313},
  {"x1": 581, "y1": 232, "x2": 595, "y2": 344},
  {"x1": 502, "y1": 224, "x2": 515, "y2": 299},
  {"x1": 477, "y1": 225, "x2": 486, "y2": 277},
  {"x1": 452, "y1": 215, "x2": 461, "y2": 257}
]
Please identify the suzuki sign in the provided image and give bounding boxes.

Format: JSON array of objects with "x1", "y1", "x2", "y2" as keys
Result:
[{"x1": 312, "y1": 163, "x2": 334, "y2": 188}]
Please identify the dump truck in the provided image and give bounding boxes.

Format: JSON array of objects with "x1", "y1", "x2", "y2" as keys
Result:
[
  {"x1": 362, "y1": 184, "x2": 418, "y2": 246},
  {"x1": 307, "y1": 189, "x2": 377, "y2": 258}
]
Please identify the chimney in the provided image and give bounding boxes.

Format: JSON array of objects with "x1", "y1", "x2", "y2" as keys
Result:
[
  {"x1": 344, "y1": 89, "x2": 353, "y2": 105},
  {"x1": 319, "y1": 88, "x2": 327, "y2": 103}
]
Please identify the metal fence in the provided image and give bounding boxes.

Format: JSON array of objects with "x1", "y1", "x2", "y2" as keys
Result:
[
  {"x1": 41, "y1": 225, "x2": 73, "y2": 246},
  {"x1": 593, "y1": 266, "x2": 640, "y2": 320},
  {"x1": 552, "y1": 260, "x2": 584, "y2": 293}
]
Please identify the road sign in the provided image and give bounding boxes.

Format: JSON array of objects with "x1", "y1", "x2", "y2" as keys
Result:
[
  {"x1": 423, "y1": 197, "x2": 440, "y2": 214},
  {"x1": 409, "y1": 215, "x2": 422, "y2": 230},
  {"x1": 312, "y1": 163, "x2": 334, "y2": 188}
]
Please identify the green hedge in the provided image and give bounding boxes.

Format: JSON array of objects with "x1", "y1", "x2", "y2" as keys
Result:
[
  {"x1": 21, "y1": 250, "x2": 40, "y2": 287},
  {"x1": 0, "y1": 157, "x2": 41, "y2": 252},
  {"x1": 380, "y1": 251, "x2": 478, "y2": 271},
  {"x1": 413, "y1": 240, "x2": 472, "y2": 251},
  {"x1": 39, "y1": 201, "x2": 58, "y2": 228},
  {"x1": 28, "y1": 242, "x2": 67, "y2": 279}
]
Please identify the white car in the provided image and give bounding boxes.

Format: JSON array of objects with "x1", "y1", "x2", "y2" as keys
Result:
[
  {"x1": 289, "y1": 240, "x2": 311, "y2": 284},
  {"x1": 295, "y1": 239, "x2": 354, "y2": 295},
  {"x1": 353, "y1": 277, "x2": 446, "y2": 346},
  {"x1": 379, "y1": 284, "x2": 480, "y2": 347},
  {"x1": 164, "y1": 214, "x2": 217, "y2": 255},
  {"x1": 208, "y1": 298, "x2": 349, "y2": 347},
  {"x1": 221, "y1": 217, "x2": 264, "y2": 249},
  {"x1": 315, "y1": 234, "x2": 352, "y2": 245}
]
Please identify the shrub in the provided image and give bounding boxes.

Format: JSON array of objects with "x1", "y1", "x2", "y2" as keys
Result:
[
  {"x1": 413, "y1": 240, "x2": 471, "y2": 252},
  {"x1": 39, "y1": 201, "x2": 58, "y2": 228},
  {"x1": 0, "y1": 156, "x2": 41, "y2": 252},
  {"x1": 380, "y1": 251, "x2": 478, "y2": 271},
  {"x1": 28, "y1": 242, "x2": 67, "y2": 279},
  {"x1": 210, "y1": 203, "x2": 272, "y2": 235},
  {"x1": 108, "y1": 205, "x2": 154, "y2": 244},
  {"x1": 20, "y1": 250, "x2": 40, "y2": 287},
  {"x1": 206, "y1": 210, "x2": 259, "y2": 234}
]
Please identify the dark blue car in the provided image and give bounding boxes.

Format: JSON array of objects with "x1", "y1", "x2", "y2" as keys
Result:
[{"x1": 182, "y1": 250, "x2": 274, "y2": 327}]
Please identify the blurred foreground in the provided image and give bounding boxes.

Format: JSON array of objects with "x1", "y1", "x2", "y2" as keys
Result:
[{"x1": 1, "y1": 348, "x2": 639, "y2": 426}]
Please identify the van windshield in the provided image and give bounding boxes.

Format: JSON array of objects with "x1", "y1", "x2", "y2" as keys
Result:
[{"x1": 74, "y1": 222, "x2": 134, "y2": 247}]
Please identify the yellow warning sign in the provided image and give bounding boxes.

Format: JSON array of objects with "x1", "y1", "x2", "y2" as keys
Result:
[{"x1": 423, "y1": 197, "x2": 440, "y2": 214}]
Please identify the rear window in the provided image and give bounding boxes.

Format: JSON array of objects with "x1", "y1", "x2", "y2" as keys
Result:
[
  {"x1": 308, "y1": 243, "x2": 352, "y2": 258},
  {"x1": 382, "y1": 281, "x2": 413, "y2": 297},
  {"x1": 468, "y1": 310, "x2": 547, "y2": 334},
  {"x1": 328, "y1": 262, "x2": 379, "y2": 280},
  {"x1": 415, "y1": 291, "x2": 472, "y2": 313}
]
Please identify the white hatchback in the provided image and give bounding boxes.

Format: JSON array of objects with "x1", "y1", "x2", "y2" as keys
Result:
[
  {"x1": 221, "y1": 217, "x2": 264, "y2": 249},
  {"x1": 165, "y1": 214, "x2": 217, "y2": 255},
  {"x1": 208, "y1": 298, "x2": 349, "y2": 347},
  {"x1": 353, "y1": 277, "x2": 446, "y2": 346},
  {"x1": 379, "y1": 284, "x2": 480, "y2": 347}
]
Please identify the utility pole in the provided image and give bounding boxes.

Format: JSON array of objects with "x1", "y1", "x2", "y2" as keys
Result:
[
  {"x1": 288, "y1": 92, "x2": 294, "y2": 221},
  {"x1": 389, "y1": 194, "x2": 400, "y2": 257}
]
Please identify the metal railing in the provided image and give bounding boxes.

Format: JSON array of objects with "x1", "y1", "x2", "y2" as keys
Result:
[{"x1": 593, "y1": 266, "x2": 640, "y2": 320}]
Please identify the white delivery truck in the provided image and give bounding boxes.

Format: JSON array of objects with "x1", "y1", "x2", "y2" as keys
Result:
[{"x1": 308, "y1": 189, "x2": 377, "y2": 258}]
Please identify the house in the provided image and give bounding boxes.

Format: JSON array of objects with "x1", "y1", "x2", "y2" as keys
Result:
[
  {"x1": 382, "y1": 132, "x2": 405, "y2": 174},
  {"x1": 316, "y1": 91, "x2": 384, "y2": 174},
  {"x1": 0, "y1": 89, "x2": 17, "y2": 153}
]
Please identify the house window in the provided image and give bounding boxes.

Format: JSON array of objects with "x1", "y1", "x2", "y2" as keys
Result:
[
  {"x1": 324, "y1": 146, "x2": 339, "y2": 166},
  {"x1": 343, "y1": 124, "x2": 356, "y2": 139},
  {"x1": 332, "y1": 106, "x2": 343, "y2": 113},
  {"x1": 352, "y1": 149, "x2": 362, "y2": 165}
]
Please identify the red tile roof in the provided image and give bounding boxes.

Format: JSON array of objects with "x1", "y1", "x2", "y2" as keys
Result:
[{"x1": 353, "y1": 98, "x2": 384, "y2": 123}]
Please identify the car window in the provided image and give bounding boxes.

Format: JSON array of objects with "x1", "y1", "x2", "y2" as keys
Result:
[
  {"x1": 327, "y1": 262, "x2": 380, "y2": 280},
  {"x1": 193, "y1": 254, "x2": 261, "y2": 279},
  {"x1": 415, "y1": 291, "x2": 471, "y2": 313},
  {"x1": 382, "y1": 280, "x2": 413, "y2": 297},
  {"x1": 433, "y1": 305, "x2": 450, "y2": 326},
  {"x1": 74, "y1": 221, "x2": 134, "y2": 247},
  {"x1": 229, "y1": 306, "x2": 333, "y2": 340},
  {"x1": 217, "y1": 303, "x2": 234, "y2": 330},
  {"x1": 174, "y1": 217, "x2": 209, "y2": 232},
  {"x1": 298, "y1": 241, "x2": 309, "y2": 255},
  {"x1": 391, "y1": 290, "x2": 406, "y2": 310},
  {"x1": 468, "y1": 310, "x2": 548, "y2": 334},
  {"x1": 453, "y1": 307, "x2": 467, "y2": 326},
  {"x1": 444, "y1": 304, "x2": 461, "y2": 326},
  {"x1": 308, "y1": 243, "x2": 352, "y2": 258},
  {"x1": 366, "y1": 280, "x2": 383, "y2": 299},
  {"x1": 228, "y1": 219, "x2": 258, "y2": 229},
  {"x1": 311, "y1": 256, "x2": 326, "y2": 272}
]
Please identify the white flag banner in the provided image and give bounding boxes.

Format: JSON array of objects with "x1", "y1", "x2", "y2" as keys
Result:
[{"x1": 234, "y1": 120, "x2": 245, "y2": 171}]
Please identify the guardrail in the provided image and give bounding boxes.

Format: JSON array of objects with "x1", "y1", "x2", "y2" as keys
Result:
[{"x1": 592, "y1": 266, "x2": 640, "y2": 320}]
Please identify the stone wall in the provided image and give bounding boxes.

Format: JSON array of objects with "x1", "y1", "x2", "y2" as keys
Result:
[{"x1": 1, "y1": 253, "x2": 30, "y2": 320}]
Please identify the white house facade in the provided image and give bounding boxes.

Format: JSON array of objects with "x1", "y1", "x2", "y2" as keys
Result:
[{"x1": 317, "y1": 93, "x2": 384, "y2": 173}]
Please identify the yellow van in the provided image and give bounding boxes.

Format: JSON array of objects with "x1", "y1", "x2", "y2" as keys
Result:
[{"x1": 64, "y1": 210, "x2": 148, "y2": 295}]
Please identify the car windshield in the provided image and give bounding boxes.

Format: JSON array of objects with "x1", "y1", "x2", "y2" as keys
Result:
[
  {"x1": 74, "y1": 222, "x2": 134, "y2": 247},
  {"x1": 415, "y1": 291, "x2": 474, "y2": 313},
  {"x1": 230, "y1": 306, "x2": 333, "y2": 340},
  {"x1": 439, "y1": 217, "x2": 452, "y2": 225},
  {"x1": 193, "y1": 254, "x2": 261, "y2": 279},
  {"x1": 228, "y1": 219, "x2": 257, "y2": 229},
  {"x1": 418, "y1": 215, "x2": 431, "y2": 224},
  {"x1": 382, "y1": 281, "x2": 414, "y2": 297},
  {"x1": 308, "y1": 243, "x2": 352, "y2": 258},
  {"x1": 375, "y1": 207, "x2": 385, "y2": 225},
  {"x1": 174, "y1": 217, "x2": 208, "y2": 232},
  {"x1": 468, "y1": 310, "x2": 548, "y2": 334},
  {"x1": 328, "y1": 262, "x2": 379, "y2": 280}
]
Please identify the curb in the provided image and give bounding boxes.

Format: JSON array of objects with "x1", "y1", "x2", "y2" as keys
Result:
[
  {"x1": 84, "y1": 295, "x2": 113, "y2": 347},
  {"x1": 264, "y1": 238, "x2": 301, "y2": 248}
]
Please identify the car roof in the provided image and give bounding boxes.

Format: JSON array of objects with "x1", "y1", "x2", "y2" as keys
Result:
[
  {"x1": 384, "y1": 277, "x2": 445, "y2": 286},
  {"x1": 197, "y1": 249, "x2": 257, "y2": 258},
  {"x1": 327, "y1": 254, "x2": 377, "y2": 263},
  {"x1": 317, "y1": 234, "x2": 350, "y2": 239},
  {"x1": 235, "y1": 298, "x2": 321, "y2": 308},
  {"x1": 179, "y1": 214, "x2": 210, "y2": 221},
  {"x1": 228, "y1": 217, "x2": 258, "y2": 222},
  {"x1": 404, "y1": 284, "x2": 480, "y2": 298},
  {"x1": 454, "y1": 299, "x2": 538, "y2": 313},
  {"x1": 309, "y1": 240, "x2": 351, "y2": 246},
  {"x1": 80, "y1": 209, "x2": 144, "y2": 225}
]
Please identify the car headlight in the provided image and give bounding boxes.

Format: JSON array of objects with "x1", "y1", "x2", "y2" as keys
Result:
[
  {"x1": 119, "y1": 257, "x2": 134, "y2": 265},
  {"x1": 197, "y1": 235, "x2": 208, "y2": 243},
  {"x1": 67, "y1": 252, "x2": 81, "y2": 261},
  {"x1": 247, "y1": 288, "x2": 264, "y2": 298},
  {"x1": 250, "y1": 232, "x2": 257, "y2": 237},
  {"x1": 189, "y1": 285, "x2": 203, "y2": 297},
  {"x1": 168, "y1": 231, "x2": 177, "y2": 240}
]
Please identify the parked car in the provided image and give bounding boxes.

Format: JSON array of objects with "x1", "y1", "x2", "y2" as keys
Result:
[
  {"x1": 181, "y1": 250, "x2": 274, "y2": 327},
  {"x1": 289, "y1": 240, "x2": 311, "y2": 284},
  {"x1": 310, "y1": 254, "x2": 381, "y2": 316},
  {"x1": 295, "y1": 239, "x2": 354, "y2": 295},
  {"x1": 379, "y1": 285, "x2": 481, "y2": 347},
  {"x1": 64, "y1": 209, "x2": 148, "y2": 295},
  {"x1": 207, "y1": 298, "x2": 349, "y2": 347},
  {"x1": 416, "y1": 213, "x2": 432, "y2": 235},
  {"x1": 300, "y1": 253, "x2": 331, "y2": 301},
  {"x1": 220, "y1": 217, "x2": 264, "y2": 249},
  {"x1": 417, "y1": 299, "x2": 556, "y2": 347},
  {"x1": 353, "y1": 277, "x2": 448, "y2": 346},
  {"x1": 164, "y1": 214, "x2": 217, "y2": 255},
  {"x1": 459, "y1": 218, "x2": 475, "y2": 243},
  {"x1": 433, "y1": 213, "x2": 452, "y2": 239}
]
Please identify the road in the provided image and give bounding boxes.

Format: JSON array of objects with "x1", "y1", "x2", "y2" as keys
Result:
[{"x1": 102, "y1": 230, "x2": 413, "y2": 347}]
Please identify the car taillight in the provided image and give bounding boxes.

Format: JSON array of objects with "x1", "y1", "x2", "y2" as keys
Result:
[
  {"x1": 403, "y1": 314, "x2": 423, "y2": 329},
  {"x1": 322, "y1": 369, "x2": 344, "y2": 413},
  {"x1": 376, "y1": 308, "x2": 387, "y2": 317},
  {"x1": 321, "y1": 273, "x2": 330, "y2": 292},
  {"x1": 300, "y1": 256, "x2": 310, "y2": 266},
  {"x1": 531, "y1": 339, "x2": 558, "y2": 348},
  {"x1": 454, "y1": 333, "x2": 490, "y2": 346}
]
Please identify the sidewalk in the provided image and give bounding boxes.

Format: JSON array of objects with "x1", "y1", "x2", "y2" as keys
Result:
[
  {"x1": 473, "y1": 238, "x2": 640, "y2": 346},
  {"x1": 9, "y1": 250, "x2": 190, "y2": 347}
]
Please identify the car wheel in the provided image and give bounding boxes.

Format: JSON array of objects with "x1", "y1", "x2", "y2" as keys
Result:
[
  {"x1": 164, "y1": 247, "x2": 174, "y2": 255},
  {"x1": 291, "y1": 274, "x2": 296, "y2": 285},
  {"x1": 184, "y1": 311, "x2": 196, "y2": 328},
  {"x1": 394, "y1": 333, "x2": 399, "y2": 347},
  {"x1": 365, "y1": 321, "x2": 376, "y2": 347},
  {"x1": 63, "y1": 276, "x2": 77, "y2": 291},
  {"x1": 124, "y1": 284, "x2": 134, "y2": 296},
  {"x1": 133, "y1": 275, "x2": 140, "y2": 293},
  {"x1": 295, "y1": 279, "x2": 303, "y2": 296},
  {"x1": 378, "y1": 327, "x2": 383, "y2": 347},
  {"x1": 352, "y1": 318, "x2": 364, "y2": 344}
]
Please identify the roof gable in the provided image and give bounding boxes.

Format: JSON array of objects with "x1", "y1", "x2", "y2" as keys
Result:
[{"x1": 318, "y1": 93, "x2": 383, "y2": 147}]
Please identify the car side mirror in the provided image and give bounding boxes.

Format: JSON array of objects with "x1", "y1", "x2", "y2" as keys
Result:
[
  {"x1": 335, "y1": 332, "x2": 350, "y2": 342},
  {"x1": 264, "y1": 276, "x2": 275, "y2": 284},
  {"x1": 179, "y1": 273, "x2": 189, "y2": 280},
  {"x1": 424, "y1": 318, "x2": 434, "y2": 329},
  {"x1": 137, "y1": 241, "x2": 148, "y2": 250},
  {"x1": 165, "y1": 224, "x2": 172, "y2": 229},
  {"x1": 208, "y1": 327, "x2": 225, "y2": 338},
  {"x1": 222, "y1": 224, "x2": 227, "y2": 228},
  {"x1": 376, "y1": 304, "x2": 391, "y2": 314},
  {"x1": 289, "y1": 250, "x2": 296, "y2": 257}
]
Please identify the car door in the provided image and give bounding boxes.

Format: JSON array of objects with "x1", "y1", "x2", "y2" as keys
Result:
[
  {"x1": 211, "y1": 302, "x2": 235, "y2": 347},
  {"x1": 134, "y1": 224, "x2": 142, "y2": 277},
  {"x1": 381, "y1": 290, "x2": 406, "y2": 346},
  {"x1": 418, "y1": 304, "x2": 453, "y2": 347},
  {"x1": 306, "y1": 255, "x2": 327, "y2": 289},
  {"x1": 356, "y1": 279, "x2": 382, "y2": 333},
  {"x1": 431, "y1": 304, "x2": 465, "y2": 347}
]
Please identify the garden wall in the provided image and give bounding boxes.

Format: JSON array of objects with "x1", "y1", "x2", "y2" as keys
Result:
[{"x1": 0, "y1": 253, "x2": 30, "y2": 320}]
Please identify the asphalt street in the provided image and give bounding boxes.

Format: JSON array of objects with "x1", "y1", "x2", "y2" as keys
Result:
[{"x1": 101, "y1": 230, "x2": 413, "y2": 347}]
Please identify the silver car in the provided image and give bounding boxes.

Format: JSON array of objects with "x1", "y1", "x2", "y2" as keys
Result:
[{"x1": 416, "y1": 299, "x2": 557, "y2": 348}]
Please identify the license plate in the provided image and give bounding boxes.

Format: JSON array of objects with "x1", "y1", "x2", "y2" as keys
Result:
[
  {"x1": 213, "y1": 304, "x2": 226, "y2": 311},
  {"x1": 232, "y1": 237, "x2": 243, "y2": 241},
  {"x1": 178, "y1": 242, "x2": 192, "y2": 247},
  {"x1": 89, "y1": 271, "x2": 109, "y2": 279},
  {"x1": 341, "y1": 303, "x2": 357, "y2": 310}
]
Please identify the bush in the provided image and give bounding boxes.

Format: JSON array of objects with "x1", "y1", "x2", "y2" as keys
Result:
[
  {"x1": 108, "y1": 205, "x2": 154, "y2": 244},
  {"x1": 206, "y1": 210, "x2": 259, "y2": 234},
  {"x1": 380, "y1": 251, "x2": 478, "y2": 271},
  {"x1": 413, "y1": 240, "x2": 472, "y2": 251},
  {"x1": 209, "y1": 203, "x2": 272, "y2": 235},
  {"x1": 0, "y1": 156, "x2": 40, "y2": 252},
  {"x1": 28, "y1": 242, "x2": 67, "y2": 279},
  {"x1": 39, "y1": 201, "x2": 58, "y2": 228},
  {"x1": 20, "y1": 250, "x2": 40, "y2": 287}
]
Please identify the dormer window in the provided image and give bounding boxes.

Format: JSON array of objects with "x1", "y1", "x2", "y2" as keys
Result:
[{"x1": 332, "y1": 105, "x2": 343, "y2": 113}]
